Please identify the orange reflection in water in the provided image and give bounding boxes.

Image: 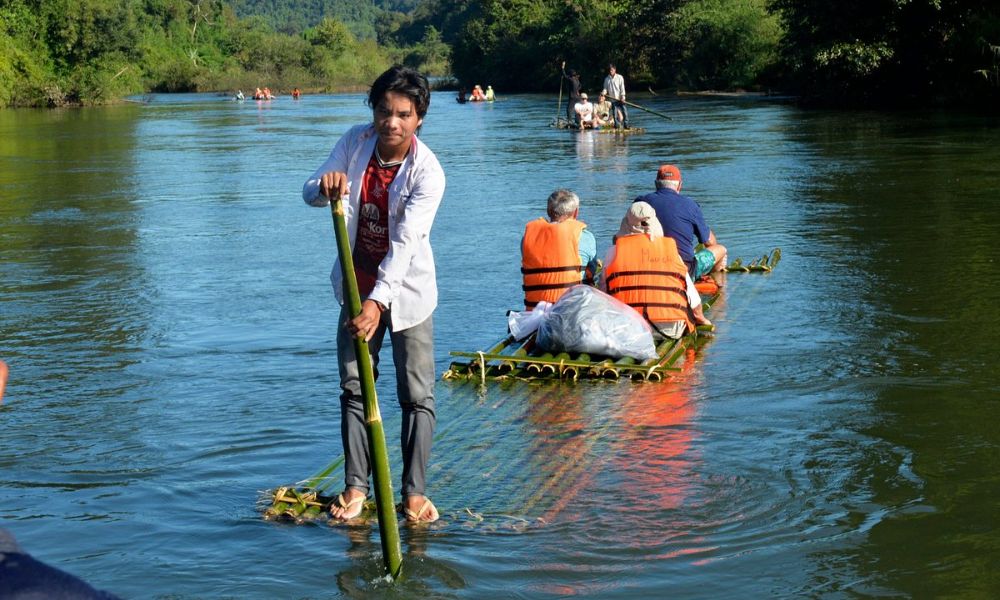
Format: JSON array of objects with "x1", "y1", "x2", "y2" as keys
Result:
[
  {"x1": 616, "y1": 348, "x2": 699, "y2": 512},
  {"x1": 515, "y1": 347, "x2": 704, "y2": 524}
]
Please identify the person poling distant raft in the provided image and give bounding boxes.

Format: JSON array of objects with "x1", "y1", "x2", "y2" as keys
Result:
[
  {"x1": 300, "y1": 66, "x2": 445, "y2": 532},
  {"x1": 603, "y1": 63, "x2": 629, "y2": 129},
  {"x1": 560, "y1": 62, "x2": 583, "y2": 127}
]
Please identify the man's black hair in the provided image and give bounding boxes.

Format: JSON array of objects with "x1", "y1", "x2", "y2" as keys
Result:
[{"x1": 367, "y1": 65, "x2": 431, "y2": 118}]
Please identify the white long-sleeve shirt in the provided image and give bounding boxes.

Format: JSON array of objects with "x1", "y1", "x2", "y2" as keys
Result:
[
  {"x1": 603, "y1": 73, "x2": 626, "y2": 101},
  {"x1": 303, "y1": 123, "x2": 446, "y2": 331}
]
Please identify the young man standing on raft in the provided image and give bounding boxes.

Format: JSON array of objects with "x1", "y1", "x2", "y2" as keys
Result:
[
  {"x1": 521, "y1": 189, "x2": 600, "y2": 310},
  {"x1": 635, "y1": 164, "x2": 727, "y2": 280},
  {"x1": 302, "y1": 66, "x2": 445, "y2": 524},
  {"x1": 602, "y1": 63, "x2": 629, "y2": 129}
]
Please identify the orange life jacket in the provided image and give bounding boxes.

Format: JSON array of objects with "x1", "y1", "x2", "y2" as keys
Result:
[
  {"x1": 521, "y1": 218, "x2": 587, "y2": 309},
  {"x1": 604, "y1": 234, "x2": 693, "y2": 332}
]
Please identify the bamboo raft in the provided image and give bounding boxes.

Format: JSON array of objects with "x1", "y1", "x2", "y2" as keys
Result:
[
  {"x1": 261, "y1": 484, "x2": 379, "y2": 524},
  {"x1": 443, "y1": 248, "x2": 780, "y2": 383},
  {"x1": 550, "y1": 119, "x2": 646, "y2": 134}
]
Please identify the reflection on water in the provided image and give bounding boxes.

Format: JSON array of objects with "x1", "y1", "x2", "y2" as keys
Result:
[{"x1": 1, "y1": 95, "x2": 1000, "y2": 598}]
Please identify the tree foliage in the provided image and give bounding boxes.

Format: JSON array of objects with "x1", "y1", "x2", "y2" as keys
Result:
[
  {"x1": 2, "y1": 0, "x2": 997, "y2": 108},
  {"x1": 229, "y1": 0, "x2": 418, "y2": 37},
  {"x1": 0, "y1": 0, "x2": 435, "y2": 106},
  {"x1": 770, "y1": 0, "x2": 1000, "y2": 105},
  {"x1": 430, "y1": 0, "x2": 782, "y2": 94}
]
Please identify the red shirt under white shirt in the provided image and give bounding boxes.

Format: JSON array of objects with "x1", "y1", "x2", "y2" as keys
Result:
[{"x1": 353, "y1": 150, "x2": 402, "y2": 296}]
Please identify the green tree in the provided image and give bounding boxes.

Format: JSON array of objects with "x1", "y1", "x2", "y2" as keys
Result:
[
  {"x1": 770, "y1": 0, "x2": 1000, "y2": 105},
  {"x1": 668, "y1": 0, "x2": 782, "y2": 90}
]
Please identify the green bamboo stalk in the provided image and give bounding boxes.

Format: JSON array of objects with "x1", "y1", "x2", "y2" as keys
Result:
[
  {"x1": 525, "y1": 351, "x2": 554, "y2": 374},
  {"x1": 541, "y1": 352, "x2": 572, "y2": 375},
  {"x1": 563, "y1": 353, "x2": 589, "y2": 379},
  {"x1": 658, "y1": 336, "x2": 693, "y2": 370},
  {"x1": 634, "y1": 338, "x2": 678, "y2": 380},
  {"x1": 302, "y1": 455, "x2": 346, "y2": 491},
  {"x1": 605, "y1": 356, "x2": 635, "y2": 378},
  {"x1": 468, "y1": 335, "x2": 516, "y2": 379},
  {"x1": 497, "y1": 338, "x2": 534, "y2": 373},
  {"x1": 621, "y1": 98, "x2": 673, "y2": 121},
  {"x1": 444, "y1": 335, "x2": 513, "y2": 378},
  {"x1": 329, "y1": 195, "x2": 403, "y2": 579}
]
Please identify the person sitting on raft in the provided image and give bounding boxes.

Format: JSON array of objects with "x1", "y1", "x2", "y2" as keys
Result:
[
  {"x1": 521, "y1": 189, "x2": 601, "y2": 310},
  {"x1": 594, "y1": 91, "x2": 612, "y2": 127},
  {"x1": 574, "y1": 92, "x2": 596, "y2": 129},
  {"x1": 600, "y1": 202, "x2": 712, "y2": 338},
  {"x1": 636, "y1": 164, "x2": 727, "y2": 280},
  {"x1": 470, "y1": 85, "x2": 486, "y2": 101}
]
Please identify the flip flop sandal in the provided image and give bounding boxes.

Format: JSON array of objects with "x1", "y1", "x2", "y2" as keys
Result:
[
  {"x1": 329, "y1": 492, "x2": 366, "y2": 521},
  {"x1": 398, "y1": 498, "x2": 439, "y2": 523}
]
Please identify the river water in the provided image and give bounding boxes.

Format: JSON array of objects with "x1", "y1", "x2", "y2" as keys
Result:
[{"x1": 1, "y1": 92, "x2": 999, "y2": 598}]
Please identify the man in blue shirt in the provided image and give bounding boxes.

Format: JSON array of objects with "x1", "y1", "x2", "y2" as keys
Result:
[{"x1": 635, "y1": 164, "x2": 727, "y2": 279}]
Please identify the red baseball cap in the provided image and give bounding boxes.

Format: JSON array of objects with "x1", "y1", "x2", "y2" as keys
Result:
[{"x1": 656, "y1": 164, "x2": 682, "y2": 182}]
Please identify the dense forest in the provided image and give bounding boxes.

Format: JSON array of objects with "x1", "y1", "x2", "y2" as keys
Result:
[
  {"x1": 228, "y1": 0, "x2": 420, "y2": 38},
  {"x1": 1, "y1": 0, "x2": 997, "y2": 108}
]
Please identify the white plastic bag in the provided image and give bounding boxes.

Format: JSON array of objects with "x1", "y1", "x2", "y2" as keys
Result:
[
  {"x1": 507, "y1": 301, "x2": 553, "y2": 341},
  {"x1": 534, "y1": 285, "x2": 658, "y2": 360}
]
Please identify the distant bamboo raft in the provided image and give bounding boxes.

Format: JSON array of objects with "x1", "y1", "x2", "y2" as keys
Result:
[
  {"x1": 444, "y1": 248, "x2": 780, "y2": 383},
  {"x1": 549, "y1": 119, "x2": 646, "y2": 134}
]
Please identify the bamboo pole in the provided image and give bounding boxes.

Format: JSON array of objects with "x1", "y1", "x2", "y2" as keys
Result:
[
  {"x1": 542, "y1": 352, "x2": 572, "y2": 375},
  {"x1": 556, "y1": 61, "x2": 565, "y2": 125},
  {"x1": 620, "y1": 98, "x2": 673, "y2": 121},
  {"x1": 329, "y1": 195, "x2": 403, "y2": 580}
]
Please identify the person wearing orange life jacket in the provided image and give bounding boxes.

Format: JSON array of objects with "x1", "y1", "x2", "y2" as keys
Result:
[
  {"x1": 601, "y1": 202, "x2": 712, "y2": 338},
  {"x1": 521, "y1": 189, "x2": 601, "y2": 310}
]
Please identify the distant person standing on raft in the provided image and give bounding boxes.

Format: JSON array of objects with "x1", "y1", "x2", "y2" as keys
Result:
[
  {"x1": 603, "y1": 63, "x2": 629, "y2": 129},
  {"x1": 302, "y1": 66, "x2": 445, "y2": 524},
  {"x1": 561, "y1": 63, "x2": 583, "y2": 127}
]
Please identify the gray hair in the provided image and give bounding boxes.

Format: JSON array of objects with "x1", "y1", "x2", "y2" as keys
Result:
[
  {"x1": 656, "y1": 178, "x2": 681, "y2": 191},
  {"x1": 546, "y1": 189, "x2": 580, "y2": 221}
]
